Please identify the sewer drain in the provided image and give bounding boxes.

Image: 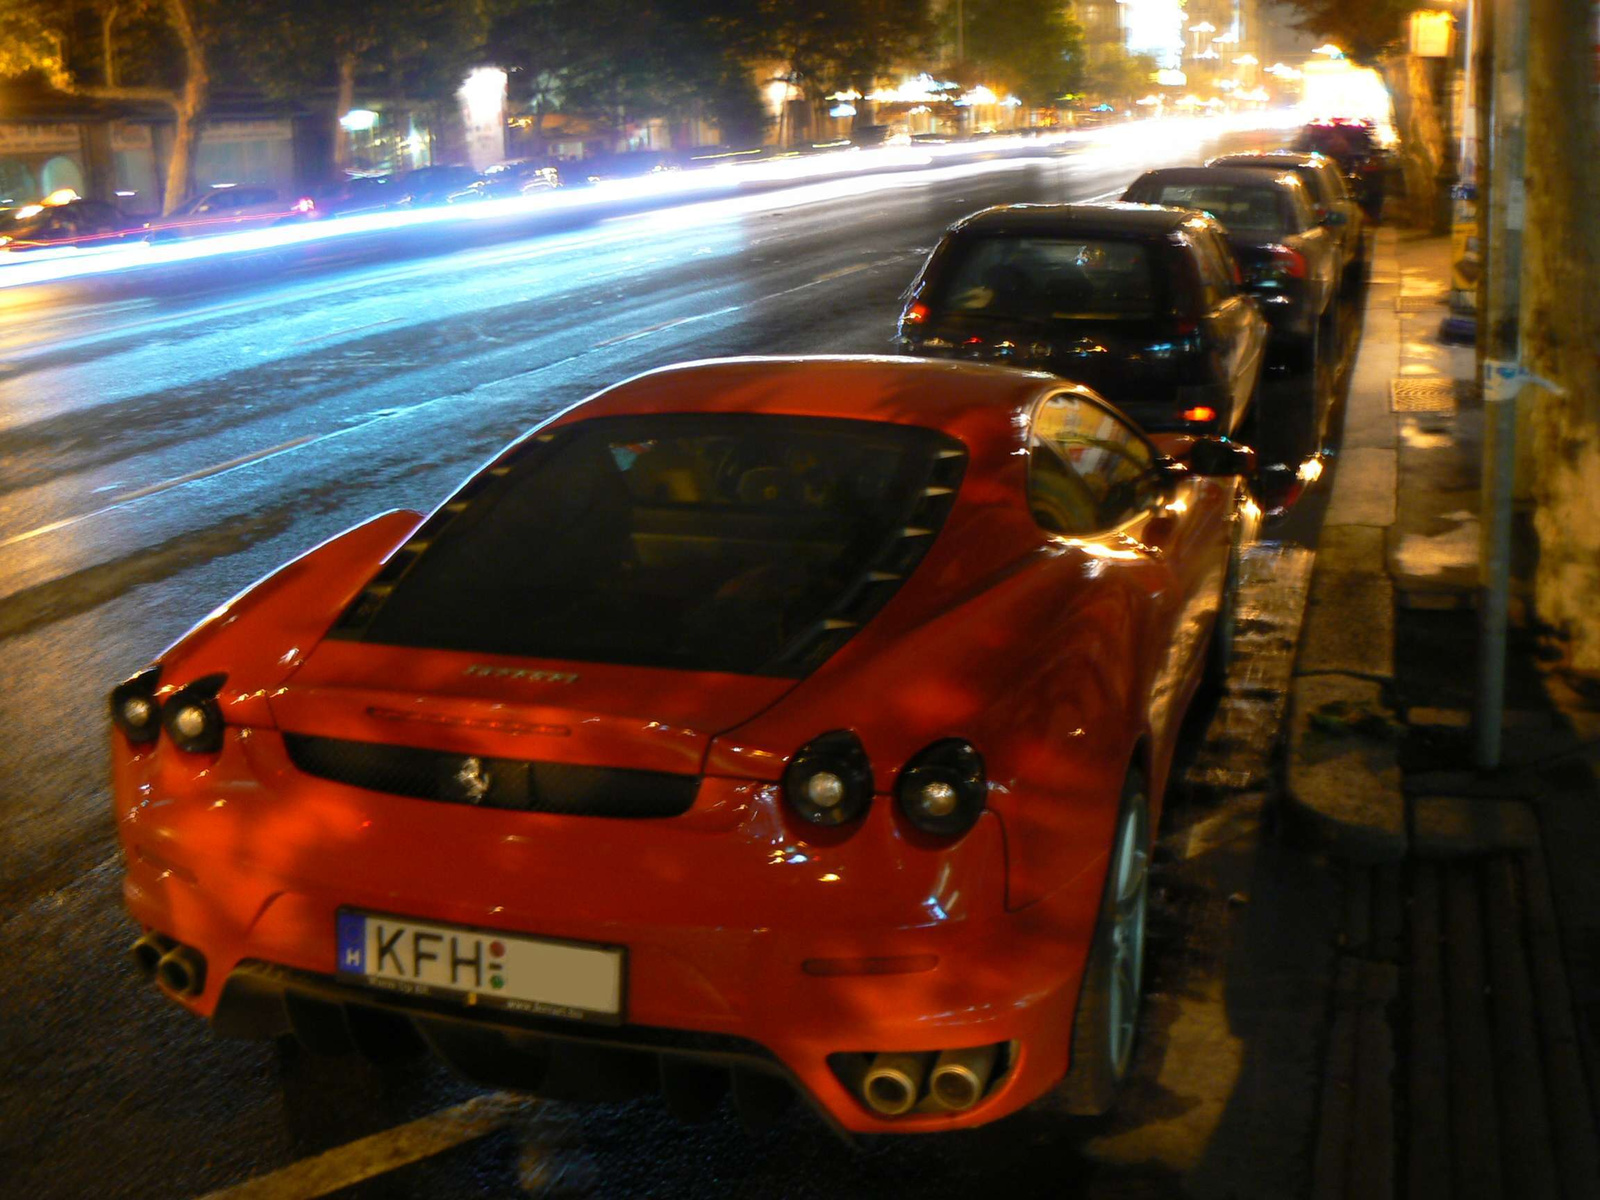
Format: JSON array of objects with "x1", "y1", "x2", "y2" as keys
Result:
[{"x1": 1391, "y1": 377, "x2": 1458, "y2": 412}]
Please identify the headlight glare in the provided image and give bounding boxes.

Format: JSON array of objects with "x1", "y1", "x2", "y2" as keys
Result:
[
  {"x1": 783, "y1": 731, "x2": 873, "y2": 827},
  {"x1": 896, "y1": 740, "x2": 986, "y2": 836}
]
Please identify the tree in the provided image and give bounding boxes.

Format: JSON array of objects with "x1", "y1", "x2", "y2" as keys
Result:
[
  {"x1": 1082, "y1": 48, "x2": 1158, "y2": 110},
  {"x1": 947, "y1": 0, "x2": 1084, "y2": 107},
  {"x1": 1278, "y1": 0, "x2": 1444, "y2": 226},
  {"x1": 0, "y1": 0, "x2": 213, "y2": 213},
  {"x1": 1522, "y1": 0, "x2": 1600, "y2": 669},
  {"x1": 753, "y1": 0, "x2": 932, "y2": 136},
  {"x1": 228, "y1": 0, "x2": 485, "y2": 179}
]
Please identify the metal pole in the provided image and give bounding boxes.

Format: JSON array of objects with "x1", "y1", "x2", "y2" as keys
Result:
[{"x1": 1475, "y1": 0, "x2": 1529, "y2": 769}]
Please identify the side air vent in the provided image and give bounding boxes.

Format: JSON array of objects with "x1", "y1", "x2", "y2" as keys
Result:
[{"x1": 282, "y1": 734, "x2": 699, "y2": 818}]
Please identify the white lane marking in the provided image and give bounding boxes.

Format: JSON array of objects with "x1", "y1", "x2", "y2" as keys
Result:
[
  {"x1": 192, "y1": 1092, "x2": 529, "y2": 1200},
  {"x1": 292, "y1": 316, "x2": 404, "y2": 346},
  {"x1": 0, "y1": 435, "x2": 317, "y2": 551},
  {"x1": 811, "y1": 262, "x2": 874, "y2": 284},
  {"x1": 1, "y1": 252, "x2": 910, "y2": 552},
  {"x1": 593, "y1": 304, "x2": 741, "y2": 347},
  {"x1": 1082, "y1": 187, "x2": 1127, "y2": 203}
]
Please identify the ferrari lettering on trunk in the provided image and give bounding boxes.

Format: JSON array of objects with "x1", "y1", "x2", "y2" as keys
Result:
[{"x1": 462, "y1": 665, "x2": 579, "y2": 684}]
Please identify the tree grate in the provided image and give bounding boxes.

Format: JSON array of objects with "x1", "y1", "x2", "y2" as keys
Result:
[{"x1": 1391, "y1": 377, "x2": 1459, "y2": 412}]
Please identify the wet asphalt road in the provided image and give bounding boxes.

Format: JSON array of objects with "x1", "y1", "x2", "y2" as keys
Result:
[{"x1": 0, "y1": 126, "x2": 1356, "y2": 1199}]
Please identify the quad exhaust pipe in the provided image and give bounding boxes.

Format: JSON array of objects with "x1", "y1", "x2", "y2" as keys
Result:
[
  {"x1": 132, "y1": 933, "x2": 206, "y2": 997},
  {"x1": 131, "y1": 932, "x2": 175, "y2": 979},
  {"x1": 928, "y1": 1044, "x2": 999, "y2": 1112},
  {"x1": 854, "y1": 1043, "x2": 1003, "y2": 1116},
  {"x1": 861, "y1": 1052, "x2": 932, "y2": 1116}
]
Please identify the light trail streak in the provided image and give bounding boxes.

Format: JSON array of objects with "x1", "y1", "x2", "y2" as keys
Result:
[
  {"x1": 0, "y1": 252, "x2": 911, "y2": 558},
  {"x1": 0, "y1": 112, "x2": 1300, "y2": 293}
]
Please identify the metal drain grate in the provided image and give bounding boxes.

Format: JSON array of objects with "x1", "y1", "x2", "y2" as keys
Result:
[{"x1": 1392, "y1": 377, "x2": 1459, "y2": 412}]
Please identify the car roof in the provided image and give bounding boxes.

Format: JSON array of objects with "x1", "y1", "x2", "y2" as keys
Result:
[
  {"x1": 543, "y1": 356, "x2": 1082, "y2": 463},
  {"x1": 1209, "y1": 151, "x2": 1331, "y2": 172},
  {"x1": 1132, "y1": 166, "x2": 1305, "y2": 190},
  {"x1": 945, "y1": 202, "x2": 1202, "y2": 239}
]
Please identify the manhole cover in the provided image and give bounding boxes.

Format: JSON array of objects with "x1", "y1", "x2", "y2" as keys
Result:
[{"x1": 1391, "y1": 377, "x2": 1458, "y2": 412}]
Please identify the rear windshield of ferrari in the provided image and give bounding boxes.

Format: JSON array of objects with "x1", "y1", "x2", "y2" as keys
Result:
[
  {"x1": 934, "y1": 235, "x2": 1163, "y2": 321},
  {"x1": 347, "y1": 414, "x2": 963, "y2": 676}
]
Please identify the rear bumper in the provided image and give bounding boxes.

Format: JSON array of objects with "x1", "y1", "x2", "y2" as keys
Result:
[
  {"x1": 116, "y1": 727, "x2": 1101, "y2": 1133},
  {"x1": 1249, "y1": 288, "x2": 1317, "y2": 338}
]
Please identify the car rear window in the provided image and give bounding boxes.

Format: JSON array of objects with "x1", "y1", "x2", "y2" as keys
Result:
[
  {"x1": 1137, "y1": 183, "x2": 1290, "y2": 235},
  {"x1": 337, "y1": 414, "x2": 966, "y2": 677},
  {"x1": 933, "y1": 235, "x2": 1162, "y2": 320}
]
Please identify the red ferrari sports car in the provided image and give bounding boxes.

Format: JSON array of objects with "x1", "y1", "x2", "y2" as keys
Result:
[{"x1": 111, "y1": 357, "x2": 1254, "y2": 1134}]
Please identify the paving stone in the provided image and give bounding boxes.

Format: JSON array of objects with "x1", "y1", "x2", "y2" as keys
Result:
[
  {"x1": 1285, "y1": 675, "x2": 1406, "y2": 864},
  {"x1": 1316, "y1": 524, "x2": 1388, "y2": 576},
  {"x1": 1298, "y1": 570, "x2": 1395, "y2": 680},
  {"x1": 1407, "y1": 862, "x2": 1452, "y2": 1200},
  {"x1": 1412, "y1": 795, "x2": 1541, "y2": 856},
  {"x1": 1323, "y1": 448, "x2": 1398, "y2": 527},
  {"x1": 1519, "y1": 850, "x2": 1600, "y2": 1198},
  {"x1": 1443, "y1": 863, "x2": 1503, "y2": 1200},
  {"x1": 1484, "y1": 858, "x2": 1560, "y2": 1199}
]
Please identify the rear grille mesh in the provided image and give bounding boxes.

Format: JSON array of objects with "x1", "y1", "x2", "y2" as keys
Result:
[{"x1": 282, "y1": 734, "x2": 699, "y2": 818}]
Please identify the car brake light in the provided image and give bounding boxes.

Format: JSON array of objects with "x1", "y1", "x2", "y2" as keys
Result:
[
  {"x1": 783, "y1": 730, "x2": 873, "y2": 826},
  {"x1": 895, "y1": 740, "x2": 986, "y2": 837},
  {"x1": 1265, "y1": 244, "x2": 1307, "y2": 279},
  {"x1": 1182, "y1": 406, "x2": 1218, "y2": 424},
  {"x1": 904, "y1": 302, "x2": 928, "y2": 324}
]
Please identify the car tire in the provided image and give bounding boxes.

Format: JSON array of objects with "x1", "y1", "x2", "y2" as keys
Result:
[
  {"x1": 1204, "y1": 499, "x2": 1246, "y2": 692},
  {"x1": 1058, "y1": 767, "x2": 1151, "y2": 1116}
]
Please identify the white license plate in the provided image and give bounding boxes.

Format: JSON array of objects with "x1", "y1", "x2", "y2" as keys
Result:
[{"x1": 336, "y1": 910, "x2": 624, "y2": 1023}]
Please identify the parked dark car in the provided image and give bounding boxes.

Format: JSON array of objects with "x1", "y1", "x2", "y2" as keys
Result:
[
  {"x1": 396, "y1": 165, "x2": 488, "y2": 207},
  {"x1": 1121, "y1": 167, "x2": 1338, "y2": 369},
  {"x1": 0, "y1": 197, "x2": 134, "y2": 252},
  {"x1": 480, "y1": 160, "x2": 561, "y2": 199},
  {"x1": 306, "y1": 175, "x2": 399, "y2": 221},
  {"x1": 1292, "y1": 120, "x2": 1391, "y2": 218},
  {"x1": 143, "y1": 186, "x2": 314, "y2": 241},
  {"x1": 897, "y1": 204, "x2": 1268, "y2": 436},
  {"x1": 1208, "y1": 151, "x2": 1366, "y2": 283}
]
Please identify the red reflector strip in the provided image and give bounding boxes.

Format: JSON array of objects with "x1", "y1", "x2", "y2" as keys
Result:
[
  {"x1": 1182, "y1": 406, "x2": 1218, "y2": 424},
  {"x1": 801, "y1": 954, "x2": 940, "y2": 977}
]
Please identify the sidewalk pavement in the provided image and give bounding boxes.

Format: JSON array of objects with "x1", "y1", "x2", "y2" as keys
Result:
[{"x1": 1282, "y1": 228, "x2": 1600, "y2": 1199}]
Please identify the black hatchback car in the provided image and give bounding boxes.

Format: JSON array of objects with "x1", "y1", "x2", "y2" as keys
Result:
[
  {"x1": 1122, "y1": 167, "x2": 1338, "y2": 368},
  {"x1": 896, "y1": 203, "x2": 1268, "y2": 436},
  {"x1": 1208, "y1": 151, "x2": 1365, "y2": 283}
]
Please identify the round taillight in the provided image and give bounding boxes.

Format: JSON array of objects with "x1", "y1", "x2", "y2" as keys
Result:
[
  {"x1": 110, "y1": 666, "x2": 162, "y2": 745},
  {"x1": 161, "y1": 674, "x2": 227, "y2": 754},
  {"x1": 782, "y1": 731, "x2": 873, "y2": 826},
  {"x1": 896, "y1": 740, "x2": 986, "y2": 836}
]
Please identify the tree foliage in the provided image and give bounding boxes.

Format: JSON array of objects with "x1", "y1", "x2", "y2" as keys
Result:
[
  {"x1": 1082, "y1": 47, "x2": 1158, "y2": 109},
  {"x1": 0, "y1": 0, "x2": 215, "y2": 211},
  {"x1": 227, "y1": 0, "x2": 485, "y2": 105},
  {"x1": 944, "y1": 0, "x2": 1084, "y2": 105},
  {"x1": 1275, "y1": 0, "x2": 1412, "y2": 65}
]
